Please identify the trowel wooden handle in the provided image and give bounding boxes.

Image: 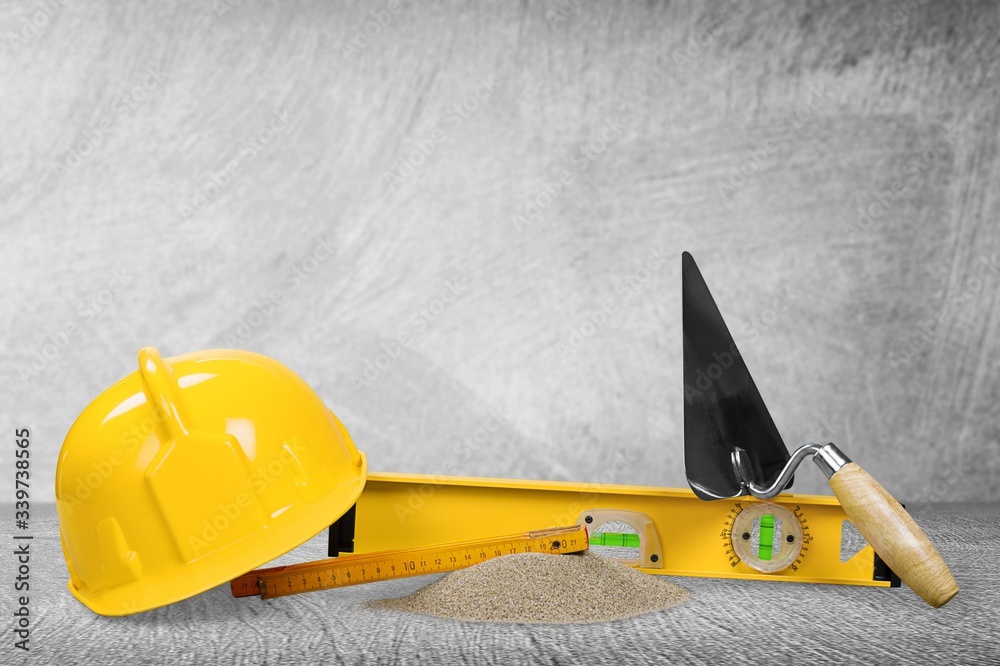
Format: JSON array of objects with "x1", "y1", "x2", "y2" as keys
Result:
[{"x1": 828, "y1": 462, "x2": 958, "y2": 608}]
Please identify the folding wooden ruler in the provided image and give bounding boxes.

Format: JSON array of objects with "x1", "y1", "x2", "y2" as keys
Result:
[{"x1": 232, "y1": 525, "x2": 588, "y2": 599}]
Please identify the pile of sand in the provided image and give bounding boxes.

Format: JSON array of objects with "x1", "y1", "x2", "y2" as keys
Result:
[{"x1": 367, "y1": 551, "x2": 689, "y2": 624}]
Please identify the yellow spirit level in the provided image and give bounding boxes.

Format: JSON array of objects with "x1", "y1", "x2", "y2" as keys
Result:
[{"x1": 350, "y1": 473, "x2": 899, "y2": 588}]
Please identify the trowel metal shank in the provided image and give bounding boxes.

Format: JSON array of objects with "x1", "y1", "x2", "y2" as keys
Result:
[{"x1": 352, "y1": 472, "x2": 897, "y2": 588}]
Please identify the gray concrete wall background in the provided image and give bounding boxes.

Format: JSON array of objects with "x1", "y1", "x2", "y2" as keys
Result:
[{"x1": 1, "y1": 0, "x2": 998, "y2": 502}]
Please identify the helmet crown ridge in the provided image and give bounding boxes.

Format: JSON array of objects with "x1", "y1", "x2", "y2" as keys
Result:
[{"x1": 137, "y1": 347, "x2": 189, "y2": 439}]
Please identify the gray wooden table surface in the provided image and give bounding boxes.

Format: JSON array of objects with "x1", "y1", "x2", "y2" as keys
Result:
[{"x1": 3, "y1": 502, "x2": 997, "y2": 665}]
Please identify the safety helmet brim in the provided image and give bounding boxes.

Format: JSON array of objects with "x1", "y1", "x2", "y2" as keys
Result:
[{"x1": 68, "y1": 452, "x2": 366, "y2": 616}]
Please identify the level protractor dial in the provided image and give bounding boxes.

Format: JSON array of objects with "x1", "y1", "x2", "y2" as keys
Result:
[{"x1": 731, "y1": 502, "x2": 803, "y2": 573}]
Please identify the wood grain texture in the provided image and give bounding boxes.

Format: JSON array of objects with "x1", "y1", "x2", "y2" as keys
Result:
[
  {"x1": 1, "y1": 1, "x2": 999, "y2": 501},
  {"x1": 829, "y1": 461, "x2": 958, "y2": 607}
]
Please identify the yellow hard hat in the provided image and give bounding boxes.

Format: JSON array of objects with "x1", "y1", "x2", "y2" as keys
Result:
[{"x1": 55, "y1": 347, "x2": 366, "y2": 616}]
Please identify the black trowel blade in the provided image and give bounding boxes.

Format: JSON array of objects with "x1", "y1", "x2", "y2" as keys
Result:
[{"x1": 682, "y1": 252, "x2": 791, "y2": 500}]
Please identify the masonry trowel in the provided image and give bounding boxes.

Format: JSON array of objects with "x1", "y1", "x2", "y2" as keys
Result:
[{"x1": 682, "y1": 251, "x2": 958, "y2": 607}]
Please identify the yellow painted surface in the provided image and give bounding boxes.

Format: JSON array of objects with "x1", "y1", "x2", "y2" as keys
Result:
[{"x1": 355, "y1": 472, "x2": 889, "y2": 588}]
